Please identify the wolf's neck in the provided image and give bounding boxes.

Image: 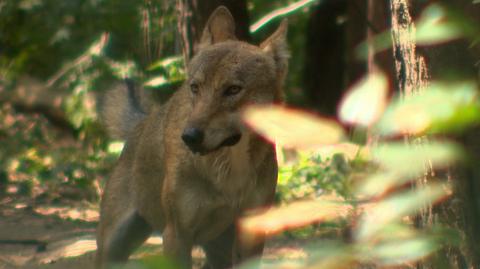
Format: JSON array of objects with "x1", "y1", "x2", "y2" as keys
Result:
[{"x1": 201, "y1": 133, "x2": 260, "y2": 201}]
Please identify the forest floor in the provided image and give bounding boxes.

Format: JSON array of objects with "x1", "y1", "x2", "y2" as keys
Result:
[{"x1": 0, "y1": 195, "x2": 308, "y2": 269}]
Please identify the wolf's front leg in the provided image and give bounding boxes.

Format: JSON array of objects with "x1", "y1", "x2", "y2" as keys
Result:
[
  {"x1": 96, "y1": 210, "x2": 152, "y2": 269},
  {"x1": 201, "y1": 224, "x2": 236, "y2": 269},
  {"x1": 163, "y1": 223, "x2": 193, "y2": 269}
]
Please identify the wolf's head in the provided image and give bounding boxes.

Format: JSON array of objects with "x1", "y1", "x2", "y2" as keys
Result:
[{"x1": 181, "y1": 6, "x2": 289, "y2": 155}]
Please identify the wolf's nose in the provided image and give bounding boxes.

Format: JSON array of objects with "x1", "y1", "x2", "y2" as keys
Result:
[{"x1": 181, "y1": 127, "x2": 204, "y2": 148}]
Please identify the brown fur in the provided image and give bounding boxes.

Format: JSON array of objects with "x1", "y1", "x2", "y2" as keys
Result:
[{"x1": 96, "y1": 6, "x2": 288, "y2": 269}]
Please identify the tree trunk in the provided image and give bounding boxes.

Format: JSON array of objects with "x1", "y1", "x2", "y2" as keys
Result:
[
  {"x1": 303, "y1": 0, "x2": 393, "y2": 115},
  {"x1": 303, "y1": 0, "x2": 348, "y2": 114},
  {"x1": 390, "y1": 0, "x2": 480, "y2": 268},
  {"x1": 419, "y1": 1, "x2": 480, "y2": 267}
]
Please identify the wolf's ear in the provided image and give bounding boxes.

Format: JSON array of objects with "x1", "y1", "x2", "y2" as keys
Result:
[
  {"x1": 260, "y1": 19, "x2": 289, "y2": 76},
  {"x1": 199, "y1": 6, "x2": 237, "y2": 47}
]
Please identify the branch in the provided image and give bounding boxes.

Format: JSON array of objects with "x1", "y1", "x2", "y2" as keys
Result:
[
  {"x1": 250, "y1": 0, "x2": 320, "y2": 33},
  {"x1": 46, "y1": 33, "x2": 109, "y2": 88},
  {"x1": 0, "y1": 76, "x2": 76, "y2": 134}
]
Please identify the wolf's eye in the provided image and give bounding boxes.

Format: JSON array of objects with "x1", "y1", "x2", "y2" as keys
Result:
[
  {"x1": 224, "y1": 85, "x2": 242, "y2": 97},
  {"x1": 190, "y1": 83, "x2": 199, "y2": 94}
]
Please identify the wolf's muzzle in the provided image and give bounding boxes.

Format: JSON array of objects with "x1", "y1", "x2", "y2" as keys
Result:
[{"x1": 182, "y1": 127, "x2": 205, "y2": 153}]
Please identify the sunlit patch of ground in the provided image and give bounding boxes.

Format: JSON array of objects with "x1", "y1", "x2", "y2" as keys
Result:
[
  {"x1": 34, "y1": 206, "x2": 99, "y2": 222},
  {"x1": 0, "y1": 195, "x2": 311, "y2": 269}
]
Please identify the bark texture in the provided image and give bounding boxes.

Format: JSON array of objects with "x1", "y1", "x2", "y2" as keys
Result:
[{"x1": 390, "y1": 0, "x2": 480, "y2": 268}]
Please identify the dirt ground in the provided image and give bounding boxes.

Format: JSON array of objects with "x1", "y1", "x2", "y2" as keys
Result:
[{"x1": 0, "y1": 195, "x2": 306, "y2": 269}]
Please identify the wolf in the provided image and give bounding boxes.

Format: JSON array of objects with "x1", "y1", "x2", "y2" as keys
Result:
[{"x1": 96, "y1": 6, "x2": 288, "y2": 269}]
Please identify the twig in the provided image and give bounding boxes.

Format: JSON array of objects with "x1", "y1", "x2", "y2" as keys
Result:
[
  {"x1": 46, "y1": 33, "x2": 109, "y2": 88},
  {"x1": 250, "y1": 0, "x2": 320, "y2": 33}
]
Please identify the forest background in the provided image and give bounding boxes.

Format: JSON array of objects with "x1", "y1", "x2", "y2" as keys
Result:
[{"x1": 1, "y1": 0, "x2": 480, "y2": 268}]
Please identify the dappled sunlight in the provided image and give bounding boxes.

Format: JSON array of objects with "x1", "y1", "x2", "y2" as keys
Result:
[
  {"x1": 37, "y1": 238, "x2": 97, "y2": 264},
  {"x1": 34, "y1": 206, "x2": 99, "y2": 222},
  {"x1": 57, "y1": 239, "x2": 96, "y2": 258}
]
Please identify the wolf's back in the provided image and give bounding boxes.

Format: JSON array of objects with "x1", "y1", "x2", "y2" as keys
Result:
[{"x1": 101, "y1": 80, "x2": 148, "y2": 140}]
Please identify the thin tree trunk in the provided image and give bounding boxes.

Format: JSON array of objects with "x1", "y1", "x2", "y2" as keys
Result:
[
  {"x1": 302, "y1": 0, "x2": 393, "y2": 115},
  {"x1": 303, "y1": 0, "x2": 348, "y2": 114}
]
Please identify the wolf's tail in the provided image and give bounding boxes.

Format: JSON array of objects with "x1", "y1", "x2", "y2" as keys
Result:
[{"x1": 101, "y1": 79, "x2": 148, "y2": 140}]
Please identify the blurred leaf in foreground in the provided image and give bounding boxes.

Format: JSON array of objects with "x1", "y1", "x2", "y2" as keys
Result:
[
  {"x1": 243, "y1": 105, "x2": 345, "y2": 149},
  {"x1": 356, "y1": 172, "x2": 399, "y2": 198},
  {"x1": 372, "y1": 141, "x2": 460, "y2": 178},
  {"x1": 376, "y1": 81, "x2": 479, "y2": 136},
  {"x1": 355, "y1": 31, "x2": 392, "y2": 60},
  {"x1": 416, "y1": 4, "x2": 464, "y2": 45},
  {"x1": 359, "y1": 141, "x2": 459, "y2": 197},
  {"x1": 339, "y1": 71, "x2": 389, "y2": 127},
  {"x1": 306, "y1": 243, "x2": 356, "y2": 269},
  {"x1": 240, "y1": 197, "x2": 350, "y2": 241},
  {"x1": 239, "y1": 242, "x2": 354, "y2": 269},
  {"x1": 356, "y1": 183, "x2": 449, "y2": 241},
  {"x1": 368, "y1": 236, "x2": 440, "y2": 266}
]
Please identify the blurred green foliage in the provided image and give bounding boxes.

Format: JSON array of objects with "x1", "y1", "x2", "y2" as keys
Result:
[
  {"x1": 240, "y1": 75, "x2": 475, "y2": 268},
  {"x1": 277, "y1": 152, "x2": 351, "y2": 202},
  {"x1": 0, "y1": 0, "x2": 178, "y2": 200}
]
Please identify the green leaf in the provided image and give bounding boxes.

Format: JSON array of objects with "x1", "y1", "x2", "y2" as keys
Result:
[
  {"x1": 376, "y1": 81, "x2": 480, "y2": 136},
  {"x1": 370, "y1": 236, "x2": 440, "y2": 265},
  {"x1": 339, "y1": 71, "x2": 388, "y2": 126},
  {"x1": 240, "y1": 197, "x2": 349, "y2": 238},
  {"x1": 243, "y1": 105, "x2": 345, "y2": 149},
  {"x1": 355, "y1": 31, "x2": 392, "y2": 60},
  {"x1": 358, "y1": 140, "x2": 460, "y2": 197},
  {"x1": 356, "y1": 184, "x2": 449, "y2": 241},
  {"x1": 371, "y1": 141, "x2": 460, "y2": 179},
  {"x1": 356, "y1": 172, "x2": 399, "y2": 198},
  {"x1": 416, "y1": 4, "x2": 464, "y2": 45}
]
